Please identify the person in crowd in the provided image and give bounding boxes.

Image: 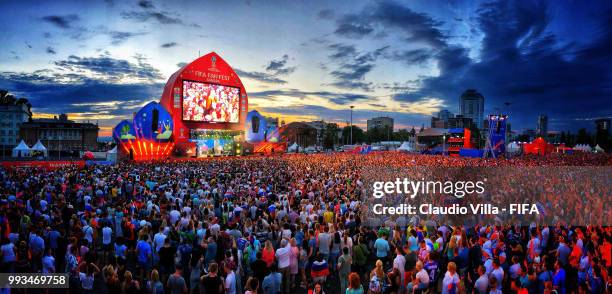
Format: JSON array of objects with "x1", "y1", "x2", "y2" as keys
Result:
[
  {"x1": 122, "y1": 270, "x2": 141, "y2": 294},
  {"x1": 200, "y1": 262, "x2": 224, "y2": 294},
  {"x1": 346, "y1": 272, "x2": 364, "y2": 294},
  {"x1": 167, "y1": 263, "x2": 188, "y2": 294},
  {"x1": 368, "y1": 260, "x2": 388, "y2": 294},
  {"x1": 338, "y1": 246, "x2": 353, "y2": 293},
  {"x1": 262, "y1": 263, "x2": 282, "y2": 294},
  {"x1": 441, "y1": 261, "x2": 460, "y2": 294},
  {"x1": 147, "y1": 269, "x2": 165, "y2": 294},
  {"x1": 245, "y1": 277, "x2": 259, "y2": 294}
]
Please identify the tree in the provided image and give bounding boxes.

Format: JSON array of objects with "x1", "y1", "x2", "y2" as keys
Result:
[
  {"x1": 394, "y1": 129, "x2": 411, "y2": 142},
  {"x1": 595, "y1": 129, "x2": 609, "y2": 150},
  {"x1": 560, "y1": 131, "x2": 567, "y2": 144},
  {"x1": 322, "y1": 123, "x2": 340, "y2": 150},
  {"x1": 342, "y1": 125, "x2": 365, "y2": 144},
  {"x1": 469, "y1": 125, "x2": 482, "y2": 148},
  {"x1": 0, "y1": 89, "x2": 17, "y2": 105},
  {"x1": 366, "y1": 127, "x2": 381, "y2": 143},
  {"x1": 515, "y1": 134, "x2": 530, "y2": 143},
  {"x1": 575, "y1": 128, "x2": 592, "y2": 145}
]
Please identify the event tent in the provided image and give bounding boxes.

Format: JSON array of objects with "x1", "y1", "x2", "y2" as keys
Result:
[
  {"x1": 523, "y1": 137, "x2": 554, "y2": 155},
  {"x1": 397, "y1": 141, "x2": 413, "y2": 152},
  {"x1": 12, "y1": 140, "x2": 31, "y2": 158},
  {"x1": 31, "y1": 140, "x2": 48, "y2": 157},
  {"x1": 287, "y1": 143, "x2": 299, "y2": 153},
  {"x1": 574, "y1": 144, "x2": 593, "y2": 152},
  {"x1": 594, "y1": 144, "x2": 605, "y2": 153},
  {"x1": 507, "y1": 141, "x2": 521, "y2": 153},
  {"x1": 106, "y1": 146, "x2": 118, "y2": 163}
]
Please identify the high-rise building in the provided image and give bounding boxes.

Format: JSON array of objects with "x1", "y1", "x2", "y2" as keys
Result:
[
  {"x1": 595, "y1": 118, "x2": 610, "y2": 134},
  {"x1": 537, "y1": 115, "x2": 548, "y2": 137},
  {"x1": 447, "y1": 115, "x2": 475, "y2": 129},
  {"x1": 367, "y1": 116, "x2": 394, "y2": 131},
  {"x1": 459, "y1": 89, "x2": 485, "y2": 129},
  {"x1": 431, "y1": 109, "x2": 454, "y2": 128},
  {"x1": 0, "y1": 94, "x2": 32, "y2": 152},
  {"x1": 438, "y1": 109, "x2": 453, "y2": 121},
  {"x1": 431, "y1": 117, "x2": 446, "y2": 128}
]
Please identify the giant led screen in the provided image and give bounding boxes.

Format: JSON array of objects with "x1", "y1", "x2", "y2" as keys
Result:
[{"x1": 182, "y1": 80, "x2": 240, "y2": 123}]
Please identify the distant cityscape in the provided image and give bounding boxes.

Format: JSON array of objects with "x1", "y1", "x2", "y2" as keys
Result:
[
  {"x1": 1, "y1": 89, "x2": 100, "y2": 158},
  {"x1": 1, "y1": 87, "x2": 610, "y2": 156}
]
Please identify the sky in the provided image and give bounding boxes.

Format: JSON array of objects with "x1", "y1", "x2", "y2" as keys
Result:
[{"x1": 0, "y1": 0, "x2": 611, "y2": 136}]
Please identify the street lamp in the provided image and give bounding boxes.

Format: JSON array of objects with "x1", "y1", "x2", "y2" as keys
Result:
[
  {"x1": 443, "y1": 133, "x2": 446, "y2": 155},
  {"x1": 350, "y1": 106, "x2": 354, "y2": 145}
]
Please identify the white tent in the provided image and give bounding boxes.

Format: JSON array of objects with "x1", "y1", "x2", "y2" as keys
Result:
[
  {"x1": 397, "y1": 141, "x2": 413, "y2": 152},
  {"x1": 12, "y1": 140, "x2": 31, "y2": 158},
  {"x1": 594, "y1": 144, "x2": 605, "y2": 153},
  {"x1": 106, "y1": 146, "x2": 118, "y2": 163},
  {"x1": 574, "y1": 144, "x2": 593, "y2": 152},
  {"x1": 507, "y1": 141, "x2": 521, "y2": 153},
  {"x1": 287, "y1": 143, "x2": 300, "y2": 153},
  {"x1": 31, "y1": 140, "x2": 48, "y2": 157}
]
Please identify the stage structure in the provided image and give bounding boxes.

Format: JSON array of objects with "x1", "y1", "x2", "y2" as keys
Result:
[
  {"x1": 114, "y1": 52, "x2": 250, "y2": 160},
  {"x1": 483, "y1": 114, "x2": 507, "y2": 158},
  {"x1": 244, "y1": 110, "x2": 286, "y2": 154},
  {"x1": 446, "y1": 128, "x2": 473, "y2": 157}
]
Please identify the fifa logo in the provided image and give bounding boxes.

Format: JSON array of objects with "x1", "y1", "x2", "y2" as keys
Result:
[{"x1": 209, "y1": 56, "x2": 220, "y2": 72}]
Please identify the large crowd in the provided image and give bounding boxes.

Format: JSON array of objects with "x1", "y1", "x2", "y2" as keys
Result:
[{"x1": 0, "y1": 152, "x2": 610, "y2": 294}]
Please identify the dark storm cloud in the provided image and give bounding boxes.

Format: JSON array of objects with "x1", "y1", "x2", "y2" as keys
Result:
[
  {"x1": 326, "y1": 45, "x2": 389, "y2": 91},
  {"x1": 233, "y1": 69, "x2": 287, "y2": 84},
  {"x1": 369, "y1": 1, "x2": 446, "y2": 49},
  {"x1": 138, "y1": 0, "x2": 155, "y2": 9},
  {"x1": 395, "y1": 0, "x2": 612, "y2": 130},
  {"x1": 317, "y1": 9, "x2": 335, "y2": 20},
  {"x1": 249, "y1": 88, "x2": 371, "y2": 105},
  {"x1": 0, "y1": 71, "x2": 163, "y2": 117},
  {"x1": 161, "y1": 42, "x2": 178, "y2": 48},
  {"x1": 41, "y1": 14, "x2": 80, "y2": 29},
  {"x1": 265, "y1": 55, "x2": 296, "y2": 76},
  {"x1": 328, "y1": 43, "x2": 357, "y2": 60},
  {"x1": 332, "y1": 1, "x2": 446, "y2": 49},
  {"x1": 121, "y1": 11, "x2": 182, "y2": 25},
  {"x1": 386, "y1": 49, "x2": 433, "y2": 65},
  {"x1": 334, "y1": 14, "x2": 374, "y2": 39},
  {"x1": 236, "y1": 55, "x2": 296, "y2": 84},
  {"x1": 46, "y1": 47, "x2": 56, "y2": 55},
  {"x1": 176, "y1": 62, "x2": 187, "y2": 68},
  {"x1": 53, "y1": 54, "x2": 163, "y2": 82},
  {"x1": 121, "y1": 3, "x2": 201, "y2": 28},
  {"x1": 107, "y1": 31, "x2": 147, "y2": 45}
]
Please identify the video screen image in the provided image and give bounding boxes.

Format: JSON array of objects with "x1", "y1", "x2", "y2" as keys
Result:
[{"x1": 182, "y1": 80, "x2": 240, "y2": 123}]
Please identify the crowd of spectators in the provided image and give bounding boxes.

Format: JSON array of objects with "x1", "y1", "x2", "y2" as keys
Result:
[{"x1": 0, "y1": 152, "x2": 610, "y2": 294}]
